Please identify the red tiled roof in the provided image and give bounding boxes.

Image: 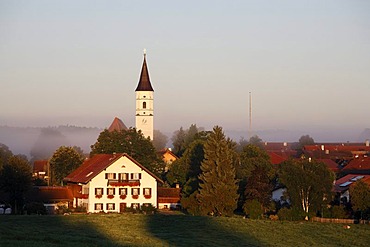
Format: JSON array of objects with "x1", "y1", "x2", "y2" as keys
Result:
[
  {"x1": 342, "y1": 157, "x2": 370, "y2": 172},
  {"x1": 317, "y1": 159, "x2": 340, "y2": 173},
  {"x1": 26, "y1": 186, "x2": 73, "y2": 202},
  {"x1": 158, "y1": 187, "x2": 181, "y2": 203},
  {"x1": 267, "y1": 151, "x2": 288, "y2": 165},
  {"x1": 33, "y1": 160, "x2": 48, "y2": 173},
  {"x1": 262, "y1": 142, "x2": 295, "y2": 151},
  {"x1": 304, "y1": 145, "x2": 370, "y2": 152},
  {"x1": 64, "y1": 153, "x2": 163, "y2": 184},
  {"x1": 108, "y1": 117, "x2": 128, "y2": 132},
  {"x1": 334, "y1": 174, "x2": 370, "y2": 193}
]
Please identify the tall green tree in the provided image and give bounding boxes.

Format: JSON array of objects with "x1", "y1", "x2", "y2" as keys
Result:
[
  {"x1": 297, "y1": 134, "x2": 315, "y2": 149},
  {"x1": 0, "y1": 155, "x2": 32, "y2": 214},
  {"x1": 350, "y1": 180, "x2": 370, "y2": 219},
  {"x1": 237, "y1": 145, "x2": 274, "y2": 212},
  {"x1": 196, "y1": 126, "x2": 239, "y2": 216},
  {"x1": 49, "y1": 146, "x2": 85, "y2": 186},
  {"x1": 90, "y1": 128, "x2": 164, "y2": 176},
  {"x1": 153, "y1": 130, "x2": 168, "y2": 151},
  {"x1": 0, "y1": 143, "x2": 13, "y2": 171},
  {"x1": 279, "y1": 158, "x2": 334, "y2": 220},
  {"x1": 171, "y1": 124, "x2": 202, "y2": 157}
]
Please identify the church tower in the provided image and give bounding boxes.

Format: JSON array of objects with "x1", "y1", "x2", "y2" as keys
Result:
[{"x1": 135, "y1": 50, "x2": 154, "y2": 140}]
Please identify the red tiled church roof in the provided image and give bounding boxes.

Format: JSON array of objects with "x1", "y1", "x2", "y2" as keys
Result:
[{"x1": 108, "y1": 117, "x2": 128, "y2": 132}]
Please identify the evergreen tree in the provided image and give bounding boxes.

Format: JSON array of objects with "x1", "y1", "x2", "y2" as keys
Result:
[{"x1": 197, "y1": 126, "x2": 238, "y2": 216}]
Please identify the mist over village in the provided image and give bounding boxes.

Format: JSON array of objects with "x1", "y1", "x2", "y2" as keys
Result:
[{"x1": 1, "y1": 1, "x2": 370, "y2": 246}]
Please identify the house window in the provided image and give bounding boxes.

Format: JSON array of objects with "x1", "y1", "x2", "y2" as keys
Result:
[
  {"x1": 131, "y1": 203, "x2": 140, "y2": 209},
  {"x1": 143, "y1": 102, "x2": 147, "y2": 109},
  {"x1": 119, "y1": 173, "x2": 129, "y2": 181},
  {"x1": 131, "y1": 173, "x2": 142, "y2": 180},
  {"x1": 143, "y1": 188, "x2": 151, "y2": 196},
  {"x1": 119, "y1": 188, "x2": 127, "y2": 195},
  {"x1": 95, "y1": 188, "x2": 103, "y2": 195},
  {"x1": 94, "y1": 203, "x2": 103, "y2": 211},
  {"x1": 107, "y1": 188, "x2": 115, "y2": 195},
  {"x1": 83, "y1": 187, "x2": 89, "y2": 195},
  {"x1": 132, "y1": 188, "x2": 140, "y2": 196},
  {"x1": 106, "y1": 203, "x2": 115, "y2": 211},
  {"x1": 105, "y1": 173, "x2": 116, "y2": 179}
]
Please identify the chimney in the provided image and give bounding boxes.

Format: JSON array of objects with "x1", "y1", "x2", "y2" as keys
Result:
[
  {"x1": 175, "y1": 183, "x2": 180, "y2": 189},
  {"x1": 366, "y1": 140, "x2": 369, "y2": 147},
  {"x1": 321, "y1": 145, "x2": 325, "y2": 151}
]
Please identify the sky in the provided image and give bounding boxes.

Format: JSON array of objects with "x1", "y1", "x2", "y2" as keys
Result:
[{"x1": 1, "y1": 0, "x2": 370, "y2": 141}]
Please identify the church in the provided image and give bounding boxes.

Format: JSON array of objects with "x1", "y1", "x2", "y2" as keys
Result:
[{"x1": 108, "y1": 50, "x2": 154, "y2": 140}]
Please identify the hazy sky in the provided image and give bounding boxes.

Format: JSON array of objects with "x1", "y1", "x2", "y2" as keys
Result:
[{"x1": 1, "y1": 0, "x2": 369, "y2": 140}]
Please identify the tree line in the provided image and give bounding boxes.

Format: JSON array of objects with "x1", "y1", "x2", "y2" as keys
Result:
[{"x1": 1, "y1": 125, "x2": 369, "y2": 219}]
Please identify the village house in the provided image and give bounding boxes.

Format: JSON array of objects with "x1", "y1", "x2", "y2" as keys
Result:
[
  {"x1": 64, "y1": 153, "x2": 163, "y2": 213},
  {"x1": 334, "y1": 174, "x2": 370, "y2": 203}
]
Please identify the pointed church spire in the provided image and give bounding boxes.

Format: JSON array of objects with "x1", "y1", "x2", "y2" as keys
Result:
[{"x1": 135, "y1": 49, "x2": 154, "y2": 91}]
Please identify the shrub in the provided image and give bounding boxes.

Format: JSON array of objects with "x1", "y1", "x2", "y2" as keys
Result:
[
  {"x1": 141, "y1": 204, "x2": 156, "y2": 214},
  {"x1": 55, "y1": 204, "x2": 72, "y2": 215},
  {"x1": 74, "y1": 206, "x2": 87, "y2": 213},
  {"x1": 24, "y1": 202, "x2": 47, "y2": 215},
  {"x1": 330, "y1": 205, "x2": 347, "y2": 219},
  {"x1": 243, "y1": 199, "x2": 264, "y2": 219},
  {"x1": 277, "y1": 207, "x2": 305, "y2": 221}
]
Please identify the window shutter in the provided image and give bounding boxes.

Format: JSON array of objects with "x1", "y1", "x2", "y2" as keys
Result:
[
  {"x1": 139, "y1": 173, "x2": 142, "y2": 179},
  {"x1": 105, "y1": 173, "x2": 108, "y2": 179},
  {"x1": 131, "y1": 173, "x2": 133, "y2": 180},
  {"x1": 95, "y1": 188, "x2": 97, "y2": 195}
]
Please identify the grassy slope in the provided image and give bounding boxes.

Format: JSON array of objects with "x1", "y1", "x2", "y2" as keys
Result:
[{"x1": 0, "y1": 214, "x2": 369, "y2": 247}]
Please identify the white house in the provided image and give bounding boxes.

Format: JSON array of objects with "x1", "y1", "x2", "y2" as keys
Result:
[{"x1": 64, "y1": 153, "x2": 163, "y2": 213}]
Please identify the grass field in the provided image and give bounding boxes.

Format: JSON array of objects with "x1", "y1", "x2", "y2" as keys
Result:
[{"x1": 0, "y1": 213, "x2": 369, "y2": 246}]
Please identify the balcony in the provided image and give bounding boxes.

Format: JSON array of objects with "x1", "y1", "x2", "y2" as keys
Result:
[{"x1": 108, "y1": 179, "x2": 140, "y2": 187}]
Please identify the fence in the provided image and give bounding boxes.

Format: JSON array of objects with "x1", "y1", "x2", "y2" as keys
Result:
[{"x1": 311, "y1": 217, "x2": 368, "y2": 224}]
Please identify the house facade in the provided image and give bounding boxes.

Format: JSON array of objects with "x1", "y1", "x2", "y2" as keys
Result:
[{"x1": 64, "y1": 153, "x2": 163, "y2": 213}]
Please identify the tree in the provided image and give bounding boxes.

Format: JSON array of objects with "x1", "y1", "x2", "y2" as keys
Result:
[
  {"x1": 30, "y1": 128, "x2": 69, "y2": 161},
  {"x1": 90, "y1": 128, "x2": 164, "y2": 176},
  {"x1": 279, "y1": 159, "x2": 334, "y2": 220},
  {"x1": 171, "y1": 127, "x2": 186, "y2": 157},
  {"x1": 0, "y1": 143, "x2": 13, "y2": 171},
  {"x1": 153, "y1": 130, "x2": 168, "y2": 151},
  {"x1": 196, "y1": 126, "x2": 239, "y2": 216},
  {"x1": 297, "y1": 134, "x2": 315, "y2": 149},
  {"x1": 171, "y1": 124, "x2": 202, "y2": 157},
  {"x1": 49, "y1": 146, "x2": 85, "y2": 186},
  {"x1": 237, "y1": 145, "x2": 274, "y2": 211},
  {"x1": 350, "y1": 180, "x2": 370, "y2": 219},
  {"x1": 249, "y1": 135, "x2": 263, "y2": 148},
  {"x1": 0, "y1": 155, "x2": 32, "y2": 214}
]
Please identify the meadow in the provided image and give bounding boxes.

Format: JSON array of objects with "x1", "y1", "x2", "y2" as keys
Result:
[{"x1": 0, "y1": 213, "x2": 369, "y2": 246}]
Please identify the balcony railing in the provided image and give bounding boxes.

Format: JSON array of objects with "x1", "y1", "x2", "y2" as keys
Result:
[{"x1": 108, "y1": 179, "x2": 140, "y2": 187}]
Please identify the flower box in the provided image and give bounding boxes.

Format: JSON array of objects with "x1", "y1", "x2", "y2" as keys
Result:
[
  {"x1": 120, "y1": 195, "x2": 127, "y2": 200},
  {"x1": 95, "y1": 195, "x2": 102, "y2": 199},
  {"x1": 107, "y1": 195, "x2": 114, "y2": 199},
  {"x1": 80, "y1": 194, "x2": 89, "y2": 199},
  {"x1": 132, "y1": 195, "x2": 139, "y2": 199},
  {"x1": 144, "y1": 195, "x2": 151, "y2": 199}
]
